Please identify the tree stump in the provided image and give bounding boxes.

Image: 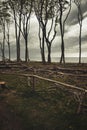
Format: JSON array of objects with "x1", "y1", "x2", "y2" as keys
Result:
[{"x1": 0, "y1": 81, "x2": 6, "y2": 89}]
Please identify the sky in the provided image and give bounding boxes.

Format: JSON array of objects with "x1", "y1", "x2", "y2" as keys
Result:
[
  {"x1": 29, "y1": 0, "x2": 87, "y2": 62},
  {"x1": 0, "y1": 0, "x2": 87, "y2": 62}
]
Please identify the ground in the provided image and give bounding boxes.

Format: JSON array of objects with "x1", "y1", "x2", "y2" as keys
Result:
[
  {"x1": 0, "y1": 99, "x2": 23, "y2": 130},
  {"x1": 0, "y1": 61, "x2": 87, "y2": 130}
]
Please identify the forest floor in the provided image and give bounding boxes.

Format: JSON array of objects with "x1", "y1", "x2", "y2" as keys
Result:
[{"x1": 0, "y1": 61, "x2": 87, "y2": 130}]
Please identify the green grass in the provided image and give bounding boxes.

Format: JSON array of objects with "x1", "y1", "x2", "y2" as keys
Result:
[{"x1": 0, "y1": 74, "x2": 87, "y2": 130}]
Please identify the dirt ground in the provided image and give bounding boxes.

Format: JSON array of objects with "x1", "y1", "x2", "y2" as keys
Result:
[
  {"x1": 0, "y1": 90, "x2": 24, "y2": 130},
  {"x1": 0, "y1": 62, "x2": 87, "y2": 130}
]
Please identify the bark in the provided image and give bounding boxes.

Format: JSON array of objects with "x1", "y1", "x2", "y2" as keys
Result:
[
  {"x1": 79, "y1": 22, "x2": 82, "y2": 64},
  {"x1": 78, "y1": 6, "x2": 82, "y2": 64},
  {"x1": 74, "y1": 1, "x2": 83, "y2": 64},
  {"x1": 25, "y1": 17, "x2": 30, "y2": 62},
  {"x1": 59, "y1": 0, "x2": 65, "y2": 64},
  {"x1": 42, "y1": 31, "x2": 46, "y2": 63},
  {"x1": 22, "y1": 1, "x2": 33, "y2": 62},
  {"x1": 25, "y1": 33, "x2": 29, "y2": 62},
  {"x1": 0, "y1": 43, "x2": 3, "y2": 59},
  {"x1": 2, "y1": 19, "x2": 5, "y2": 61},
  {"x1": 13, "y1": 10, "x2": 20, "y2": 62},
  {"x1": 8, "y1": 43, "x2": 11, "y2": 61},
  {"x1": 59, "y1": 0, "x2": 71, "y2": 64},
  {"x1": 6, "y1": 22, "x2": 11, "y2": 61},
  {"x1": 38, "y1": 23, "x2": 46, "y2": 63},
  {"x1": 34, "y1": 0, "x2": 57, "y2": 63},
  {"x1": 7, "y1": 32, "x2": 10, "y2": 61},
  {"x1": 10, "y1": 0, "x2": 23, "y2": 62},
  {"x1": 47, "y1": 44, "x2": 51, "y2": 63}
]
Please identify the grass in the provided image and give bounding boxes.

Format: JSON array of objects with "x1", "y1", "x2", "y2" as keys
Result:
[{"x1": 0, "y1": 70, "x2": 87, "y2": 129}]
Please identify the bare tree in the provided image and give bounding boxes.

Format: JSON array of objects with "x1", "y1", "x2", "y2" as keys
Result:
[
  {"x1": 2, "y1": 18, "x2": 6, "y2": 61},
  {"x1": 21, "y1": 0, "x2": 33, "y2": 62},
  {"x1": 38, "y1": 22, "x2": 46, "y2": 63},
  {"x1": 74, "y1": 0, "x2": 83, "y2": 64},
  {"x1": 0, "y1": 0, "x2": 10, "y2": 61},
  {"x1": 34, "y1": 0, "x2": 57, "y2": 63},
  {"x1": 6, "y1": 19, "x2": 11, "y2": 61},
  {"x1": 8, "y1": 0, "x2": 33, "y2": 62},
  {"x1": 57, "y1": 0, "x2": 72, "y2": 64},
  {"x1": 0, "y1": 42, "x2": 3, "y2": 60},
  {"x1": 34, "y1": 0, "x2": 47, "y2": 63},
  {"x1": 8, "y1": 0, "x2": 22, "y2": 61}
]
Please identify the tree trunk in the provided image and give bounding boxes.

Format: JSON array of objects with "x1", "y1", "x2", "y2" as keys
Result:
[
  {"x1": 47, "y1": 45, "x2": 51, "y2": 63},
  {"x1": 13, "y1": 7, "x2": 21, "y2": 62},
  {"x1": 42, "y1": 31, "x2": 45, "y2": 63},
  {"x1": 8, "y1": 43, "x2": 11, "y2": 61},
  {"x1": 60, "y1": 39, "x2": 65, "y2": 64},
  {"x1": 79, "y1": 23, "x2": 82, "y2": 64},
  {"x1": 25, "y1": 34, "x2": 29, "y2": 62},
  {"x1": 74, "y1": 2, "x2": 83, "y2": 64},
  {"x1": 39, "y1": 24, "x2": 46, "y2": 63},
  {"x1": 14, "y1": 11, "x2": 20, "y2": 62},
  {"x1": 59, "y1": 5, "x2": 65, "y2": 64},
  {"x1": 17, "y1": 38, "x2": 20, "y2": 62},
  {"x1": 0, "y1": 43, "x2": 3, "y2": 60},
  {"x1": 2, "y1": 19, "x2": 5, "y2": 61},
  {"x1": 17, "y1": 7, "x2": 22, "y2": 62},
  {"x1": 7, "y1": 27, "x2": 11, "y2": 61}
]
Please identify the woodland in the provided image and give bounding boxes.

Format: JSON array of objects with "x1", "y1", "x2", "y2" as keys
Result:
[
  {"x1": 0, "y1": 0, "x2": 87, "y2": 130},
  {"x1": 0, "y1": 0, "x2": 84, "y2": 64}
]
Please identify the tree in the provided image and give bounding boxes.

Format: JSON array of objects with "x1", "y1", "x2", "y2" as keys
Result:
[
  {"x1": 6, "y1": 18, "x2": 11, "y2": 61},
  {"x1": 0, "y1": 0, "x2": 11, "y2": 61},
  {"x1": 0, "y1": 42, "x2": 3, "y2": 60},
  {"x1": 21, "y1": 0, "x2": 33, "y2": 62},
  {"x1": 8, "y1": 0, "x2": 33, "y2": 62},
  {"x1": 8, "y1": 0, "x2": 23, "y2": 62},
  {"x1": 38, "y1": 21, "x2": 46, "y2": 63},
  {"x1": 74, "y1": 0, "x2": 83, "y2": 64},
  {"x1": 0, "y1": 17, "x2": 6, "y2": 61},
  {"x1": 56, "y1": 0, "x2": 71, "y2": 64},
  {"x1": 34, "y1": 0, "x2": 57, "y2": 63}
]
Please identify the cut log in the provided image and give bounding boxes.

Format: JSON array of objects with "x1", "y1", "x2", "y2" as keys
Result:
[{"x1": 0, "y1": 81, "x2": 6, "y2": 89}]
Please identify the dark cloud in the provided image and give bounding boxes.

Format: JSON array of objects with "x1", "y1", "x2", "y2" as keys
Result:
[
  {"x1": 66, "y1": 0, "x2": 87, "y2": 25},
  {"x1": 65, "y1": 34, "x2": 87, "y2": 49}
]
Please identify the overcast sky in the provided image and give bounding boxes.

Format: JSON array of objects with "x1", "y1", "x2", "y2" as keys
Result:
[
  {"x1": 29, "y1": 0, "x2": 87, "y2": 62},
  {"x1": 0, "y1": 0, "x2": 87, "y2": 62}
]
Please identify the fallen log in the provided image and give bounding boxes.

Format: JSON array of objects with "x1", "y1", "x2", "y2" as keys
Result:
[{"x1": 0, "y1": 81, "x2": 6, "y2": 89}]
